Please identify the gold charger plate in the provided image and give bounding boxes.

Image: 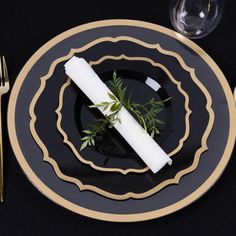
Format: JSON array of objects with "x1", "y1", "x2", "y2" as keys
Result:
[{"x1": 8, "y1": 20, "x2": 236, "y2": 222}]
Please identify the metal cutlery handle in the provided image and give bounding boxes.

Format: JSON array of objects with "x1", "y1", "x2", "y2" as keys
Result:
[
  {"x1": 0, "y1": 56, "x2": 10, "y2": 203},
  {"x1": 0, "y1": 95, "x2": 3, "y2": 202}
]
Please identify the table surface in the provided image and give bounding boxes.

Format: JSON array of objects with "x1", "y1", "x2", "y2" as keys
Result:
[{"x1": 0, "y1": 1, "x2": 235, "y2": 235}]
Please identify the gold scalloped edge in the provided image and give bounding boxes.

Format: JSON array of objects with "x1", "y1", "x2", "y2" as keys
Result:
[
  {"x1": 29, "y1": 36, "x2": 214, "y2": 200},
  {"x1": 55, "y1": 54, "x2": 192, "y2": 175}
]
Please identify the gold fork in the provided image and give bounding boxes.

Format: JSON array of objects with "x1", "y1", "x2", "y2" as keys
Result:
[{"x1": 0, "y1": 56, "x2": 10, "y2": 203}]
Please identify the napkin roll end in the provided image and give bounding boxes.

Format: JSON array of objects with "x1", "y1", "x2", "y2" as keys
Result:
[
  {"x1": 64, "y1": 56, "x2": 88, "y2": 76},
  {"x1": 151, "y1": 158, "x2": 172, "y2": 174}
]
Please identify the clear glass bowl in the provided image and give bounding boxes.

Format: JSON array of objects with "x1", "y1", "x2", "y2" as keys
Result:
[{"x1": 170, "y1": 0, "x2": 225, "y2": 39}]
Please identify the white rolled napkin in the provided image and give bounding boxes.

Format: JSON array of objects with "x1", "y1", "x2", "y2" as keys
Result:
[{"x1": 64, "y1": 56, "x2": 172, "y2": 173}]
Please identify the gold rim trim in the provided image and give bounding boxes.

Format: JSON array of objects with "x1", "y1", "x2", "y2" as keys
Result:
[
  {"x1": 56, "y1": 54, "x2": 192, "y2": 175},
  {"x1": 29, "y1": 37, "x2": 213, "y2": 200},
  {"x1": 7, "y1": 20, "x2": 236, "y2": 221},
  {"x1": 234, "y1": 87, "x2": 236, "y2": 103}
]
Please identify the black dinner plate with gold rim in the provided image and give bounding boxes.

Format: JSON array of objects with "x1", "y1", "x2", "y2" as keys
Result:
[
  {"x1": 7, "y1": 20, "x2": 236, "y2": 222},
  {"x1": 55, "y1": 40, "x2": 194, "y2": 175},
  {"x1": 33, "y1": 39, "x2": 209, "y2": 198}
]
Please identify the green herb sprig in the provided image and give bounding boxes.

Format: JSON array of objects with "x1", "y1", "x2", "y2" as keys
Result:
[{"x1": 80, "y1": 71, "x2": 170, "y2": 150}]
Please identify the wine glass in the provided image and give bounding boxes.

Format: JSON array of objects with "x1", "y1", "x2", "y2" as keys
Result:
[{"x1": 169, "y1": 0, "x2": 225, "y2": 39}]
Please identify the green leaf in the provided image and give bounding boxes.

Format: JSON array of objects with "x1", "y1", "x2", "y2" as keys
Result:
[
  {"x1": 82, "y1": 130, "x2": 93, "y2": 134},
  {"x1": 108, "y1": 93, "x2": 117, "y2": 101},
  {"x1": 155, "y1": 128, "x2": 160, "y2": 134},
  {"x1": 115, "y1": 77, "x2": 122, "y2": 88},
  {"x1": 113, "y1": 70, "x2": 117, "y2": 80},
  {"x1": 162, "y1": 97, "x2": 172, "y2": 103},
  {"x1": 153, "y1": 108, "x2": 162, "y2": 114},
  {"x1": 109, "y1": 80, "x2": 114, "y2": 86},
  {"x1": 151, "y1": 129, "x2": 155, "y2": 138},
  {"x1": 135, "y1": 109, "x2": 141, "y2": 115},
  {"x1": 149, "y1": 98, "x2": 155, "y2": 104},
  {"x1": 108, "y1": 123, "x2": 114, "y2": 128},
  {"x1": 102, "y1": 103, "x2": 109, "y2": 111},
  {"x1": 119, "y1": 87, "x2": 127, "y2": 101},
  {"x1": 89, "y1": 104, "x2": 101, "y2": 108},
  {"x1": 110, "y1": 102, "x2": 120, "y2": 112},
  {"x1": 80, "y1": 141, "x2": 88, "y2": 151},
  {"x1": 81, "y1": 136, "x2": 90, "y2": 141},
  {"x1": 91, "y1": 138, "x2": 95, "y2": 146},
  {"x1": 155, "y1": 119, "x2": 165, "y2": 124},
  {"x1": 110, "y1": 104, "x2": 116, "y2": 112}
]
